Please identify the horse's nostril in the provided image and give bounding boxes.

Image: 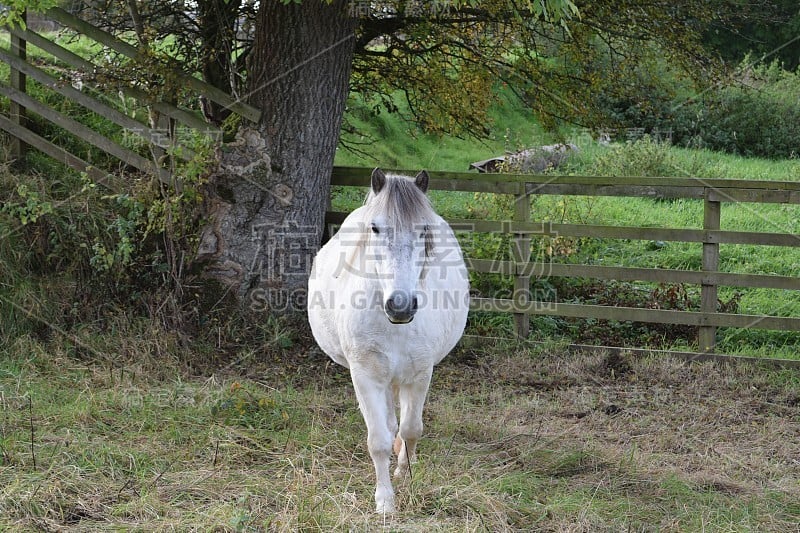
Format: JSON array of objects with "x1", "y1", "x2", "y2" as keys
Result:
[{"x1": 411, "y1": 296, "x2": 418, "y2": 311}]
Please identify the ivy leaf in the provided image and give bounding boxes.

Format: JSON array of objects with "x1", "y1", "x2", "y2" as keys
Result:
[{"x1": 0, "y1": 0, "x2": 59, "y2": 29}]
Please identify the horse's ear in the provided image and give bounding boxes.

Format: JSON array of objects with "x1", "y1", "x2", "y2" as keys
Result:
[
  {"x1": 415, "y1": 170, "x2": 430, "y2": 193},
  {"x1": 371, "y1": 168, "x2": 386, "y2": 194}
]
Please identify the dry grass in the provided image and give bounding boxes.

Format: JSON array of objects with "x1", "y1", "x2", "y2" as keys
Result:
[{"x1": 1, "y1": 330, "x2": 799, "y2": 531}]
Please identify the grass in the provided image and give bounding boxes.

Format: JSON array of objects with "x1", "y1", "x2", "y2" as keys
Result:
[
  {"x1": 533, "y1": 141, "x2": 800, "y2": 356},
  {"x1": 1, "y1": 328, "x2": 799, "y2": 530},
  {"x1": 336, "y1": 90, "x2": 554, "y2": 171},
  {"x1": 0, "y1": 31, "x2": 105, "y2": 62}
]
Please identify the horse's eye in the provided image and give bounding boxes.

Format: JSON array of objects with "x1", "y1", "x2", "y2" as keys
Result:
[{"x1": 370, "y1": 224, "x2": 379, "y2": 234}]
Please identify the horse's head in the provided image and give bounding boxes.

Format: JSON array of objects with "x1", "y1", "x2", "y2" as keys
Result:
[{"x1": 364, "y1": 168, "x2": 434, "y2": 324}]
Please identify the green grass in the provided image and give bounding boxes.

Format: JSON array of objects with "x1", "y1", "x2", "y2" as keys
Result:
[
  {"x1": 535, "y1": 140, "x2": 800, "y2": 355},
  {"x1": 0, "y1": 32, "x2": 101, "y2": 65},
  {"x1": 2, "y1": 334, "x2": 799, "y2": 530},
  {"x1": 336, "y1": 90, "x2": 555, "y2": 171}
]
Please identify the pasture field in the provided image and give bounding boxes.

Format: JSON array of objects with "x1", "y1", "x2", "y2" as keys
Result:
[
  {"x1": 2, "y1": 29, "x2": 799, "y2": 528},
  {"x1": 1, "y1": 325, "x2": 799, "y2": 531}
]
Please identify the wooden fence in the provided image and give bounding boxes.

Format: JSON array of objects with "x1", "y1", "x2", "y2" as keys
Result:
[
  {"x1": 0, "y1": 8, "x2": 259, "y2": 188},
  {"x1": 328, "y1": 166, "x2": 800, "y2": 356}
]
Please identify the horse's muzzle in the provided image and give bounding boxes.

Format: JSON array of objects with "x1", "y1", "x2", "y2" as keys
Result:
[{"x1": 384, "y1": 290, "x2": 418, "y2": 324}]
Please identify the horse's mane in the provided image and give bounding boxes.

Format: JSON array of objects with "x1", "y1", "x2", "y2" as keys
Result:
[{"x1": 362, "y1": 174, "x2": 437, "y2": 231}]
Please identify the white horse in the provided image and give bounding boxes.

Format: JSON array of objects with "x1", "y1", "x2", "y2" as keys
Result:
[{"x1": 307, "y1": 168, "x2": 469, "y2": 513}]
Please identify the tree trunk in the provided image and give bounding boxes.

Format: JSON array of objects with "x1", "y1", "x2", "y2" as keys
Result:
[
  {"x1": 197, "y1": 0, "x2": 355, "y2": 311},
  {"x1": 197, "y1": 0, "x2": 241, "y2": 125}
]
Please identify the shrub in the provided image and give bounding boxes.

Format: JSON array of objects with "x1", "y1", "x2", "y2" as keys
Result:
[
  {"x1": 0, "y1": 134, "x2": 213, "y2": 342},
  {"x1": 591, "y1": 53, "x2": 800, "y2": 160},
  {"x1": 587, "y1": 135, "x2": 680, "y2": 177},
  {"x1": 668, "y1": 61, "x2": 800, "y2": 159}
]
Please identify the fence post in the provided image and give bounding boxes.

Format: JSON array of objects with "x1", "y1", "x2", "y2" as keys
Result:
[
  {"x1": 512, "y1": 184, "x2": 532, "y2": 338},
  {"x1": 700, "y1": 190, "x2": 721, "y2": 352},
  {"x1": 9, "y1": 9, "x2": 28, "y2": 160}
]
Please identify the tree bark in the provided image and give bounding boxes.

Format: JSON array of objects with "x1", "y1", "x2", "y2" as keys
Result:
[
  {"x1": 197, "y1": 0, "x2": 355, "y2": 311},
  {"x1": 197, "y1": 0, "x2": 241, "y2": 125}
]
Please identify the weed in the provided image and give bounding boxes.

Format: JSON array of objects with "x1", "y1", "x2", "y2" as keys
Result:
[
  {"x1": 211, "y1": 382, "x2": 298, "y2": 432},
  {"x1": 586, "y1": 135, "x2": 682, "y2": 177}
]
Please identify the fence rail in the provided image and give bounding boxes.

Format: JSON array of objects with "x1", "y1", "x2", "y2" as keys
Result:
[
  {"x1": 329, "y1": 166, "x2": 800, "y2": 353},
  {"x1": 1, "y1": 8, "x2": 258, "y2": 188}
]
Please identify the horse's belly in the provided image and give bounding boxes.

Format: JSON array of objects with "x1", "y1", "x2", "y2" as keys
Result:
[
  {"x1": 307, "y1": 256, "x2": 349, "y2": 368},
  {"x1": 308, "y1": 307, "x2": 349, "y2": 368}
]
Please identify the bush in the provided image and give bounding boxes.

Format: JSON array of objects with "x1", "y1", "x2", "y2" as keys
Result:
[
  {"x1": 591, "y1": 54, "x2": 800, "y2": 160},
  {"x1": 577, "y1": 41, "x2": 696, "y2": 143},
  {"x1": 587, "y1": 135, "x2": 681, "y2": 177},
  {"x1": 668, "y1": 61, "x2": 800, "y2": 159},
  {"x1": 0, "y1": 135, "x2": 212, "y2": 343}
]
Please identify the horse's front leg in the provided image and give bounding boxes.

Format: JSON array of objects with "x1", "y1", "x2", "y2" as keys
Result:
[
  {"x1": 350, "y1": 366, "x2": 398, "y2": 513},
  {"x1": 394, "y1": 369, "x2": 433, "y2": 479}
]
